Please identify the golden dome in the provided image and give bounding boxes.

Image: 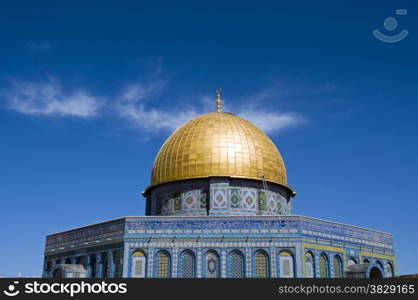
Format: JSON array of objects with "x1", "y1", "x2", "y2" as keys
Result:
[{"x1": 147, "y1": 112, "x2": 294, "y2": 195}]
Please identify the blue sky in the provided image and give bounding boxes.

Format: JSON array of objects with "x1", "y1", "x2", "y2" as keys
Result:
[{"x1": 0, "y1": 0, "x2": 417, "y2": 277}]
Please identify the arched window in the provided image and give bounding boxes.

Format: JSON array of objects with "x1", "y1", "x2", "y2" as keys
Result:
[
  {"x1": 230, "y1": 250, "x2": 244, "y2": 278},
  {"x1": 131, "y1": 250, "x2": 147, "y2": 278},
  {"x1": 376, "y1": 260, "x2": 384, "y2": 271},
  {"x1": 333, "y1": 255, "x2": 343, "y2": 278},
  {"x1": 89, "y1": 255, "x2": 97, "y2": 278},
  {"x1": 347, "y1": 258, "x2": 357, "y2": 266},
  {"x1": 319, "y1": 253, "x2": 329, "y2": 278},
  {"x1": 45, "y1": 261, "x2": 52, "y2": 277},
  {"x1": 279, "y1": 250, "x2": 294, "y2": 278},
  {"x1": 113, "y1": 250, "x2": 121, "y2": 278},
  {"x1": 76, "y1": 256, "x2": 86, "y2": 266},
  {"x1": 205, "y1": 251, "x2": 220, "y2": 278},
  {"x1": 363, "y1": 258, "x2": 370, "y2": 264},
  {"x1": 53, "y1": 268, "x2": 63, "y2": 279},
  {"x1": 180, "y1": 250, "x2": 195, "y2": 278},
  {"x1": 370, "y1": 266, "x2": 382, "y2": 278},
  {"x1": 305, "y1": 252, "x2": 314, "y2": 278},
  {"x1": 156, "y1": 251, "x2": 171, "y2": 278},
  {"x1": 254, "y1": 250, "x2": 269, "y2": 278},
  {"x1": 385, "y1": 262, "x2": 394, "y2": 277},
  {"x1": 101, "y1": 252, "x2": 108, "y2": 277}
]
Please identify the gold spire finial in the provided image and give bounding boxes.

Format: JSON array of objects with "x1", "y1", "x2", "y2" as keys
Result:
[{"x1": 216, "y1": 88, "x2": 221, "y2": 112}]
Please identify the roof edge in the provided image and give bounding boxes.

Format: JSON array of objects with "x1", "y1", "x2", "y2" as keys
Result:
[{"x1": 142, "y1": 175, "x2": 296, "y2": 197}]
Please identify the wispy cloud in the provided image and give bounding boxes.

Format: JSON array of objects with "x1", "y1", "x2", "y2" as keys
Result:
[
  {"x1": 116, "y1": 87, "x2": 305, "y2": 134},
  {"x1": 1, "y1": 74, "x2": 307, "y2": 134},
  {"x1": 120, "y1": 80, "x2": 165, "y2": 102},
  {"x1": 116, "y1": 80, "x2": 200, "y2": 132},
  {"x1": 237, "y1": 109, "x2": 306, "y2": 133},
  {"x1": 223, "y1": 86, "x2": 307, "y2": 133},
  {"x1": 2, "y1": 77, "x2": 102, "y2": 118},
  {"x1": 27, "y1": 42, "x2": 52, "y2": 54},
  {"x1": 118, "y1": 104, "x2": 200, "y2": 132}
]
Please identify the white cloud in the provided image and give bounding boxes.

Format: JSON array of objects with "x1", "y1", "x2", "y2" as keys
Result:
[
  {"x1": 116, "y1": 80, "x2": 200, "y2": 132},
  {"x1": 229, "y1": 84, "x2": 307, "y2": 133},
  {"x1": 2, "y1": 74, "x2": 307, "y2": 135},
  {"x1": 116, "y1": 91, "x2": 304, "y2": 134},
  {"x1": 3, "y1": 78, "x2": 101, "y2": 118},
  {"x1": 120, "y1": 81, "x2": 165, "y2": 102},
  {"x1": 237, "y1": 109, "x2": 306, "y2": 133},
  {"x1": 212, "y1": 91, "x2": 306, "y2": 134},
  {"x1": 118, "y1": 104, "x2": 200, "y2": 132}
]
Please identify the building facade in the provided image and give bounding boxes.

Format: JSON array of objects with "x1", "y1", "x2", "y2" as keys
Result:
[{"x1": 43, "y1": 95, "x2": 396, "y2": 278}]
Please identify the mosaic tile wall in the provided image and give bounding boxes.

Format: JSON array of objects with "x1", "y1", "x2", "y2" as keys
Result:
[
  {"x1": 44, "y1": 215, "x2": 396, "y2": 278},
  {"x1": 146, "y1": 177, "x2": 292, "y2": 216}
]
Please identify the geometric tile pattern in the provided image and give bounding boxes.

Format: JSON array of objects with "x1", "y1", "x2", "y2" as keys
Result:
[
  {"x1": 267, "y1": 194, "x2": 277, "y2": 214},
  {"x1": 148, "y1": 177, "x2": 293, "y2": 216},
  {"x1": 199, "y1": 190, "x2": 208, "y2": 209},
  {"x1": 205, "y1": 251, "x2": 219, "y2": 278},
  {"x1": 242, "y1": 190, "x2": 256, "y2": 210},
  {"x1": 257, "y1": 191, "x2": 266, "y2": 212},
  {"x1": 183, "y1": 190, "x2": 198, "y2": 210},
  {"x1": 180, "y1": 251, "x2": 195, "y2": 278},
  {"x1": 212, "y1": 188, "x2": 227, "y2": 209},
  {"x1": 229, "y1": 189, "x2": 241, "y2": 209},
  {"x1": 230, "y1": 250, "x2": 244, "y2": 278},
  {"x1": 254, "y1": 251, "x2": 268, "y2": 278},
  {"x1": 173, "y1": 193, "x2": 182, "y2": 212},
  {"x1": 43, "y1": 215, "x2": 396, "y2": 278}
]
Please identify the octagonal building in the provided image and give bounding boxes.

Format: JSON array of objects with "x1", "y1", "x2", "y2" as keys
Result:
[{"x1": 43, "y1": 92, "x2": 396, "y2": 279}]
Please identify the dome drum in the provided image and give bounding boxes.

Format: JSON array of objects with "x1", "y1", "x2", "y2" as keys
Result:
[{"x1": 145, "y1": 177, "x2": 292, "y2": 216}]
